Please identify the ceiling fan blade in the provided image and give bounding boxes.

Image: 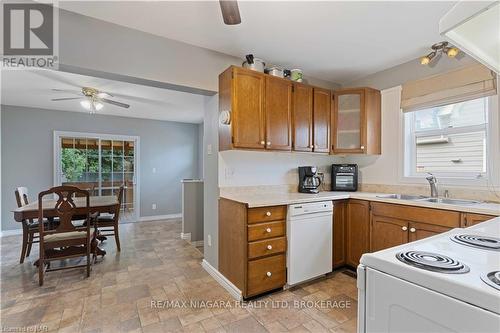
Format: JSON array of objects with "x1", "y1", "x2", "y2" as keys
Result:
[
  {"x1": 51, "y1": 97, "x2": 82, "y2": 101},
  {"x1": 101, "y1": 98, "x2": 130, "y2": 108},
  {"x1": 52, "y1": 88, "x2": 82, "y2": 96},
  {"x1": 219, "y1": 0, "x2": 241, "y2": 25},
  {"x1": 97, "y1": 92, "x2": 113, "y2": 98}
]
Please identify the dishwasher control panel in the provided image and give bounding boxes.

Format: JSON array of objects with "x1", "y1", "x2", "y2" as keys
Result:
[{"x1": 288, "y1": 201, "x2": 333, "y2": 217}]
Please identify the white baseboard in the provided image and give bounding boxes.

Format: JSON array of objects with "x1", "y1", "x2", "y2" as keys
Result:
[
  {"x1": 201, "y1": 259, "x2": 242, "y2": 301},
  {"x1": 139, "y1": 213, "x2": 181, "y2": 222},
  {"x1": 180, "y1": 232, "x2": 191, "y2": 241},
  {"x1": 0, "y1": 229, "x2": 23, "y2": 237},
  {"x1": 191, "y1": 240, "x2": 204, "y2": 247}
]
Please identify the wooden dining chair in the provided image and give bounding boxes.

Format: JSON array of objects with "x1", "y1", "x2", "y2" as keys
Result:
[
  {"x1": 15, "y1": 187, "x2": 59, "y2": 264},
  {"x1": 95, "y1": 186, "x2": 124, "y2": 251},
  {"x1": 37, "y1": 186, "x2": 96, "y2": 286}
]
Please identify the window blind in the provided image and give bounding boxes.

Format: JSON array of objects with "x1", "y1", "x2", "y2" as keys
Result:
[{"x1": 401, "y1": 63, "x2": 497, "y2": 112}]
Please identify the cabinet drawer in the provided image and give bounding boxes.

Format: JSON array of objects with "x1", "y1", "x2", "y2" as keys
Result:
[
  {"x1": 248, "y1": 221, "x2": 285, "y2": 241},
  {"x1": 247, "y1": 254, "x2": 286, "y2": 297},
  {"x1": 248, "y1": 237, "x2": 286, "y2": 259},
  {"x1": 248, "y1": 206, "x2": 286, "y2": 224}
]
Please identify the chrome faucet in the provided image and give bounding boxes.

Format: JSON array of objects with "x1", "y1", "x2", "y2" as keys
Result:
[{"x1": 425, "y1": 173, "x2": 438, "y2": 198}]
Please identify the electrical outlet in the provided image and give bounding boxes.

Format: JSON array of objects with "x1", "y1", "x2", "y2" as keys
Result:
[
  {"x1": 152, "y1": 203, "x2": 157, "y2": 210},
  {"x1": 207, "y1": 234, "x2": 212, "y2": 247}
]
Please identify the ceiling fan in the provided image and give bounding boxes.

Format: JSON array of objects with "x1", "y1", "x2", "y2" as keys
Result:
[
  {"x1": 51, "y1": 87, "x2": 130, "y2": 114},
  {"x1": 219, "y1": 0, "x2": 241, "y2": 25}
]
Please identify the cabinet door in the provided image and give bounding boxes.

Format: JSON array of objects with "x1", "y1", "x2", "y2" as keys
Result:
[
  {"x1": 292, "y1": 84, "x2": 313, "y2": 152},
  {"x1": 313, "y1": 88, "x2": 331, "y2": 153},
  {"x1": 332, "y1": 89, "x2": 365, "y2": 154},
  {"x1": 370, "y1": 215, "x2": 408, "y2": 252},
  {"x1": 232, "y1": 68, "x2": 265, "y2": 149},
  {"x1": 265, "y1": 76, "x2": 292, "y2": 151},
  {"x1": 461, "y1": 213, "x2": 495, "y2": 228},
  {"x1": 333, "y1": 200, "x2": 347, "y2": 268},
  {"x1": 346, "y1": 200, "x2": 370, "y2": 267},
  {"x1": 408, "y1": 222, "x2": 451, "y2": 242}
]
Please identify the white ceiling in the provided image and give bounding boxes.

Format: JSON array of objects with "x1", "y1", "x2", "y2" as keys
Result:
[
  {"x1": 1, "y1": 69, "x2": 206, "y2": 123},
  {"x1": 59, "y1": 0, "x2": 459, "y2": 83}
]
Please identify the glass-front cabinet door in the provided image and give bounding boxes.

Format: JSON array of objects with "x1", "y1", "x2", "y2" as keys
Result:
[{"x1": 332, "y1": 89, "x2": 365, "y2": 153}]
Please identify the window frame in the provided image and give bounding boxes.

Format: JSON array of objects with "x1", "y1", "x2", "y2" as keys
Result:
[{"x1": 401, "y1": 95, "x2": 499, "y2": 186}]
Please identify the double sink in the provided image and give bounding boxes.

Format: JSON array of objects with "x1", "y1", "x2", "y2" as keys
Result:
[{"x1": 376, "y1": 194, "x2": 481, "y2": 206}]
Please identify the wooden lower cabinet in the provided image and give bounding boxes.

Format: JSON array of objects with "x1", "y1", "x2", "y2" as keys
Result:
[
  {"x1": 460, "y1": 213, "x2": 496, "y2": 228},
  {"x1": 332, "y1": 200, "x2": 347, "y2": 268},
  {"x1": 219, "y1": 199, "x2": 287, "y2": 298},
  {"x1": 346, "y1": 200, "x2": 370, "y2": 267},
  {"x1": 370, "y1": 202, "x2": 460, "y2": 252},
  {"x1": 370, "y1": 215, "x2": 408, "y2": 252},
  {"x1": 408, "y1": 222, "x2": 451, "y2": 242}
]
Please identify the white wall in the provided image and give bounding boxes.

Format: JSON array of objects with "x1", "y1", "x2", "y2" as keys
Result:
[{"x1": 219, "y1": 150, "x2": 345, "y2": 188}]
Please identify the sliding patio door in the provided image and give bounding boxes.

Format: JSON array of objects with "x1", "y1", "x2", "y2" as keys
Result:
[{"x1": 54, "y1": 132, "x2": 139, "y2": 223}]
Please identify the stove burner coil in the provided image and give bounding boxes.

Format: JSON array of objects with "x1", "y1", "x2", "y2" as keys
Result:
[
  {"x1": 451, "y1": 234, "x2": 500, "y2": 251},
  {"x1": 481, "y1": 271, "x2": 500, "y2": 291},
  {"x1": 396, "y1": 251, "x2": 470, "y2": 274}
]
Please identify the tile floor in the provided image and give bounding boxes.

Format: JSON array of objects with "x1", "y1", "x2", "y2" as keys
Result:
[{"x1": 0, "y1": 219, "x2": 357, "y2": 332}]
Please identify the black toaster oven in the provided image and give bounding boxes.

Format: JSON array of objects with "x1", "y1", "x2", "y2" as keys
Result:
[{"x1": 331, "y1": 164, "x2": 358, "y2": 191}]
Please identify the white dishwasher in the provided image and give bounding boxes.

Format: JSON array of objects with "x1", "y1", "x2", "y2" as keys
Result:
[{"x1": 287, "y1": 201, "x2": 333, "y2": 286}]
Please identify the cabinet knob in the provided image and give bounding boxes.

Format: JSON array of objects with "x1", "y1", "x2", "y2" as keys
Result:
[
  {"x1": 410, "y1": 227, "x2": 416, "y2": 233},
  {"x1": 266, "y1": 228, "x2": 272, "y2": 233},
  {"x1": 311, "y1": 145, "x2": 315, "y2": 149},
  {"x1": 402, "y1": 226, "x2": 408, "y2": 231},
  {"x1": 266, "y1": 211, "x2": 272, "y2": 217},
  {"x1": 267, "y1": 245, "x2": 273, "y2": 250},
  {"x1": 267, "y1": 141, "x2": 271, "y2": 146},
  {"x1": 260, "y1": 141, "x2": 265, "y2": 145},
  {"x1": 361, "y1": 145, "x2": 365, "y2": 149},
  {"x1": 266, "y1": 272, "x2": 272, "y2": 277}
]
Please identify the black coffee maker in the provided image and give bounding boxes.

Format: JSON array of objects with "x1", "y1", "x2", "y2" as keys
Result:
[{"x1": 298, "y1": 166, "x2": 322, "y2": 194}]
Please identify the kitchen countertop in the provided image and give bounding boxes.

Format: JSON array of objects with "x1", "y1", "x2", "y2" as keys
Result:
[{"x1": 220, "y1": 191, "x2": 500, "y2": 216}]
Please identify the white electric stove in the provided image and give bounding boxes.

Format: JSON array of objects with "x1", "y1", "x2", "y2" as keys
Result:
[{"x1": 357, "y1": 217, "x2": 500, "y2": 333}]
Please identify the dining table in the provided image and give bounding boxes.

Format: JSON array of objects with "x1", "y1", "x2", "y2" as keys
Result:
[{"x1": 12, "y1": 195, "x2": 119, "y2": 258}]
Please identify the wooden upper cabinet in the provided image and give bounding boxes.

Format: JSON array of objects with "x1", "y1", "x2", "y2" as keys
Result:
[
  {"x1": 292, "y1": 83, "x2": 314, "y2": 152},
  {"x1": 332, "y1": 87, "x2": 381, "y2": 155},
  {"x1": 313, "y1": 88, "x2": 331, "y2": 153},
  {"x1": 370, "y1": 215, "x2": 408, "y2": 252},
  {"x1": 346, "y1": 199, "x2": 370, "y2": 267},
  {"x1": 219, "y1": 66, "x2": 265, "y2": 151},
  {"x1": 265, "y1": 76, "x2": 292, "y2": 151}
]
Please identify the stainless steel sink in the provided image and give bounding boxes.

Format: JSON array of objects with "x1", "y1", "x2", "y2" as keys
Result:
[
  {"x1": 376, "y1": 194, "x2": 427, "y2": 200},
  {"x1": 419, "y1": 198, "x2": 481, "y2": 205}
]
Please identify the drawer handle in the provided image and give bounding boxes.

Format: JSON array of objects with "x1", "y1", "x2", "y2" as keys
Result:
[
  {"x1": 266, "y1": 228, "x2": 272, "y2": 233},
  {"x1": 267, "y1": 245, "x2": 273, "y2": 250},
  {"x1": 266, "y1": 272, "x2": 272, "y2": 277},
  {"x1": 266, "y1": 211, "x2": 272, "y2": 217},
  {"x1": 410, "y1": 227, "x2": 416, "y2": 233},
  {"x1": 402, "y1": 226, "x2": 408, "y2": 231}
]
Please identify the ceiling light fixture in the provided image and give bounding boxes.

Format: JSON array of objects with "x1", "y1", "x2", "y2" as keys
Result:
[
  {"x1": 80, "y1": 98, "x2": 103, "y2": 114},
  {"x1": 420, "y1": 41, "x2": 460, "y2": 66}
]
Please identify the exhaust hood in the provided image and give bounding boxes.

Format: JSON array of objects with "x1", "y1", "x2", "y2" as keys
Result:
[{"x1": 439, "y1": 1, "x2": 500, "y2": 74}]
